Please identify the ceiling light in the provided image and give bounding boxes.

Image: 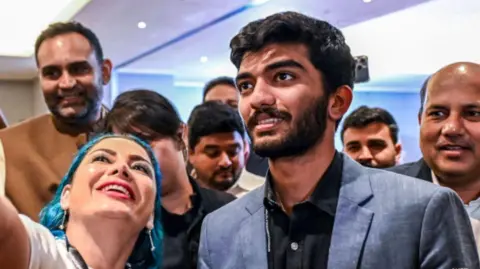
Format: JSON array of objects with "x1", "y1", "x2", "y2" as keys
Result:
[
  {"x1": 0, "y1": 0, "x2": 91, "y2": 57},
  {"x1": 200, "y1": 56, "x2": 208, "y2": 63},
  {"x1": 250, "y1": 0, "x2": 271, "y2": 6},
  {"x1": 137, "y1": 21, "x2": 147, "y2": 29},
  {"x1": 363, "y1": 0, "x2": 372, "y2": 3}
]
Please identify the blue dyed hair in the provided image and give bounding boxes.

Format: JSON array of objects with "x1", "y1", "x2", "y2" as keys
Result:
[{"x1": 39, "y1": 133, "x2": 163, "y2": 269}]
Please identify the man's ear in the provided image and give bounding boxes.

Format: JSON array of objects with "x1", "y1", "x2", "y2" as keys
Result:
[
  {"x1": 175, "y1": 123, "x2": 188, "y2": 151},
  {"x1": 243, "y1": 139, "x2": 251, "y2": 161},
  {"x1": 101, "y1": 59, "x2": 113, "y2": 85},
  {"x1": 328, "y1": 86, "x2": 353, "y2": 122},
  {"x1": 395, "y1": 143, "x2": 403, "y2": 164},
  {"x1": 60, "y1": 185, "x2": 72, "y2": 210}
]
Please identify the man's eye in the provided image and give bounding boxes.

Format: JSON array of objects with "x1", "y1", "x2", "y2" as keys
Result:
[
  {"x1": 238, "y1": 82, "x2": 253, "y2": 92},
  {"x1": 275, "y1": 73, "x2": 294, "y2": 81}
]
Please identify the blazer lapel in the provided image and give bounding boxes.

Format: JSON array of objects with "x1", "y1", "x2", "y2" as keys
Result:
[
  {"x1": 240, "y1": 186, "x2": 268, "y2": 269},
  {"x1": 416, "y1": 159, "x2": 433, "y2": 182},
  {"x1": 401, "y1": 158, "x2": 433, "y2": 182},
  {"x1": 328, "y1": 155, "x2": 374, "y2": 269}
]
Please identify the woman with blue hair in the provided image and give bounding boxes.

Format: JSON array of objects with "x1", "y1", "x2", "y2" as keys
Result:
[{"x1": 0, "y1": 134, "x2": 163, "y2": 269}]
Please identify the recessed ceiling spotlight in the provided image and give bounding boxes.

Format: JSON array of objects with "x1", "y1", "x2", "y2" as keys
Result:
[
  {"x1": 250, "y1": 0, "x2": 271, "y2": 6},
  {"x1": 137, "y1": 21, "x2": 147, "y2": 29},
  {"x1": 363, "y1": 0, "x2": 372, "y2": 3},
  {"x1": 200, "y1": 56, "x2": 208, "y2": 63}
]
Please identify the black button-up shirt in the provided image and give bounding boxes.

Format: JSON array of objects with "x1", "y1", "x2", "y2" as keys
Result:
[
  {"x1": 263, "y1": 151, "x2": 343, "y2": 269},
  {"x1": 162, "y1": 192, "x2": 201, "y2": 269},
  {"x1": 162, "y1": 178, "x2": 235, "y2": 269}
]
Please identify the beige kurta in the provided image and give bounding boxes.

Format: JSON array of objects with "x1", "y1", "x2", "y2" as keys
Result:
[
  {"x1": 0, "y1": 114, "x2": 93, "y2": 220},
  {"x1": 227, "y1": 168, "x2": 265, "y2": 198}
]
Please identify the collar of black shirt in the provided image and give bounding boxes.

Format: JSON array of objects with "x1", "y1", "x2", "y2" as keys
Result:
[
  {"x1": 263, "y1": 151, "x2": 343, "y2": 216},
  {"x1": 161, "y1": 177, "x2": 205, "y2": 237},
  {"x1": 162, "y1": 177, "x2": 203, "y2": 217}
]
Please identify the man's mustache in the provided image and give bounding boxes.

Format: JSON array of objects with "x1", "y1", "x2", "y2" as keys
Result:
[
  {"x1": 358, "y1": 160, "x2": 374, "y2": 168},
  {"x1": 214, "y1": 167, "x2": 233, "y2": 176},
  {"x1": 247, "y1": 107, "x2": 291, "y2": 130}
]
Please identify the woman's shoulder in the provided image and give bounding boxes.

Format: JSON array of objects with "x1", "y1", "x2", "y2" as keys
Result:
[{"x1": 19, "y1": 215, "x2": 76, "y2": 269}]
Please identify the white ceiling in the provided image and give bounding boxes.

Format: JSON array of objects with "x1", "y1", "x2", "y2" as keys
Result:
[
  {"x1": 121, "y1": 0, "x2": 480, "y2": 90},
  {"x1": 344, "y1": 0, "x2": 480, "y2": 80},
  {"x1": 0, "y1": 0, "x2": 253, "y2": 80},
  {"x1": 121, "y1": 0, "x2": 437, "y2": 81},
  {"x1": 1, "y1": 0, "x2": 479, "y2": 90},
  {"x1": 0, "y1": 0, "x2": 90, "y2": 80}
]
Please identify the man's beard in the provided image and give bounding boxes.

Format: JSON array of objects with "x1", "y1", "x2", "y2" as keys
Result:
[
  {"x1": 207, "y1": 168, "x2": 241, "y2": 191},
  {"x1": 50, "y1": 84, "x2": 103, "y2": 125},
  {"x1": 247, "y1": 96, "x2": 329, "y2": 160}
]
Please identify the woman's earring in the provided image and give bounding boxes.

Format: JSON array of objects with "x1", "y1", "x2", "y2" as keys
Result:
[
  {"x1": 147, "y1": 229, "x2": 155, "y2": 252},
  {"x1": 59, "y1": 210, "x2": 67, "y2": 230}
]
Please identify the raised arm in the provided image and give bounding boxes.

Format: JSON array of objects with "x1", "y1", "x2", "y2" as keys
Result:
[{"x1": 0, "y1": 196, "x2": 29, "y2": 269}]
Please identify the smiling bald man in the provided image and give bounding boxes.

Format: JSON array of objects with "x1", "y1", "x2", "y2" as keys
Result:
[{"x1": 389, "y1": 61, "x2": 480, "y2": 254}]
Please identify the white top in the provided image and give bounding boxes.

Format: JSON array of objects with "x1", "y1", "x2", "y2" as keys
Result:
[
  {"x1": 20, "y1": 215, "x2": 79, "y2": 269},
  {"x1": 227, "y1": 168, "x2": 265, "y2": 197}
]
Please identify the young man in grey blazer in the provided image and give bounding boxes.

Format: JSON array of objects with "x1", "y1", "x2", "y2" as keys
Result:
[{"x1": 198, "y1": 11, "x2": 479, "y2": 269}]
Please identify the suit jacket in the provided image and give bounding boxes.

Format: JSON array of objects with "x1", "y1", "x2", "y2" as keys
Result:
[
  {"x1": 198, "y1": 154, "x2": 479, "y2": 269},
  {"x1": 245, "y1": 150, "x2": 269, "y2": 177},
  {"x1": 387, "y1": 158, "x2": 433, "y2": 182},
  {"x1": 388, "y1": 158, "x2": 480, "y2": 254}
]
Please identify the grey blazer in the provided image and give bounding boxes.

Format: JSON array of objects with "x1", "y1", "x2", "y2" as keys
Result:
[{"x1": 198, "y1": 154, "x2": 480, "y2": 269}]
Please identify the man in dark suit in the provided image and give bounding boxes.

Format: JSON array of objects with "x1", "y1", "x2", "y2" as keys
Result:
[
  {"x1": 387, "y1": 77, "x2": 431, "y2": 180},
  {"x1": 387, "y1": 158, "x2": 432, "y2": 181},
  {"x1": 198, "y1": 12, "x2": 479, "y2": 269},
  {"x1": 389, "y1": 63, "x2": 480, "y2": 205},
  {"x1": 389, "y1": 62, "x2": 480, "y2": 252}
]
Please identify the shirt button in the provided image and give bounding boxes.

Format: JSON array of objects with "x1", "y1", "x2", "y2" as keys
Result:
[{"x1": 290, "y1": 242, "x2": 299, "y2": 251}]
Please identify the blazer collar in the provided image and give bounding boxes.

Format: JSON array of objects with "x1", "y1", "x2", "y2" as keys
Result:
[
  {"x1": 244, "y1": 153, "x2": 374, "y2": 214},
  {"x1": 327, "y1": 154, "x2": 374, "y2": 268},
  {"x1": 407, "y1": 158, "x2": 433, "y2": 182},
  {"x1": 242, "y1": 153, "x2": 376, "y2": 269}
]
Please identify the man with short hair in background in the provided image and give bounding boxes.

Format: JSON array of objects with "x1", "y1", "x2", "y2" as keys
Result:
[
  {"x1": 188, "y1": 101, "x2": 263, "y2": 197},
  {"x1": 203, "y1": 76, "x2": 240, "y2": 109},
  {"x1": 341, "y1": 105, "x2": 401, "y2": 168},
  {"x1": 202, "y1": 76, "x2": 269, "y2": 178},
  {"x1": 0, "y1": 22, "x2": 112, "y2": 219}
]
